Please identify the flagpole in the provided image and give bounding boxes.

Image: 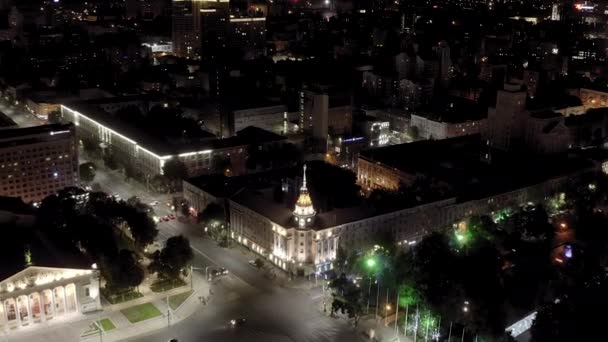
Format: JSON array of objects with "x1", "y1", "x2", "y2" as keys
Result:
[
  {"x1": 448, "y1": 321, "x2": 452, "y2": 342},
  {"x1": 394, "y1": 291, "x2": 400, "y2": 334}
]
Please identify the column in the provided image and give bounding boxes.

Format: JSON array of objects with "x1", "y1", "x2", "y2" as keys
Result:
[
  {"x1": 1, "y1": 300, "x2": 7, "y2": 330},
  {"x1": 39, "y1": 293, "x2": 46, "y2": 323},
  {"x1": 14, "y1": 298, "x2": 21, "y2": 327},
  {"x1": 25, "y1": 294, "x2": 32, "y2": 324}
]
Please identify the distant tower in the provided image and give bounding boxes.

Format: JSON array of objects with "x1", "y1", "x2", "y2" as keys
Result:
[
  {"x1": 293, "y1": 164, "x2": 316, "y2": 228},
  {"x1": 483, "y1": 83, "x2": 527, "y2": 151},
  {"x1": 435, "y1": 41, "x2": 451, "y2": 87}
]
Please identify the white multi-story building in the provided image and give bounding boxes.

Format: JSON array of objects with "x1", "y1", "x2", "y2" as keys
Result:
[
  {"x1": 410, "y1": 114, "x2": 486, "y2": 140},
  {"x1": 61, "y1": 101, "x2": 286, "y2": 179},
  {"x1": 0, "y1": 124, "x2": 79, "y2": 203}
]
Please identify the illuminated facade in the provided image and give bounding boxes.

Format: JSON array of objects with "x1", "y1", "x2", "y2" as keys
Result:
[
  {"x1": 0, "y1": 124, "x2": 79, "y2": 203},
  {"x1": 578, "y1": 88, "x2": 608, "y2": 110},
  {"x1": 61, "y1": 104, "x2": 285, "y2": 179},
  {"x1": 0, "y1": 266, "x2": 101, "y2": 331}
]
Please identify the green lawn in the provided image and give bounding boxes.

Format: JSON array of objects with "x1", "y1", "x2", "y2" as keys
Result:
[
  {"x1": 98, "y1": 318, "x2": 116, "y2": 331},
  {"x1": 169, "y1": 290, "x2": 193, "y2": 310},
  {"x1": 120, "y1": 303, "x2": 162, "y2": 323}
]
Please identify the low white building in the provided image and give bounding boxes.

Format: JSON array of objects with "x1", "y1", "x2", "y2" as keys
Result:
[
  {"x1": 0, "y1": 266, "x2": 101, "y2": 331},
  {"x1": 410, "y1": 114, "x2": 485, "y2": 140}
]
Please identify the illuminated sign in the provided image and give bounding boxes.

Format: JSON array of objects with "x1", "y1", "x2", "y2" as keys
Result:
[
  {"x1": 575, "y1": 3, "x2": 595, "y2": 11},
  {"x1": 343, "y1": 137, "x2": 364, "y2": 143},
  {"x1": 50, "y1": 130, "x2": 71, "y2": 136}
]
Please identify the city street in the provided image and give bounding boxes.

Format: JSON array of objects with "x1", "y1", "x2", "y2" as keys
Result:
[{"x1": 90, "y1": 166, "x2": 367, "y2": 342}]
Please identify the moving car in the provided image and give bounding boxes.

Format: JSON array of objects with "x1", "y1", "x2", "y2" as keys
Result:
[{"x1": 229, "y1": 318, "x2": 247, "y2": 327}]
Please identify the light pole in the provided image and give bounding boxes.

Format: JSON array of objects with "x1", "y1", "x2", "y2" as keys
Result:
[
  {"x1": 365, "y1": 257, "x2": 376, "y2": 315},
  {"x1": 384, "y1": 287, "x2": 389, "y2": 326},
  {"x1": 448, "y1": 321, "x2": 452, "y2": 342},
  {"x1": 375, "y1": 282, "x2": 380, "y2": 319},
  {"x1": 394, "y1": 292, "x2": 399, "y2": 335},
  {"x1": 166, "y1": 296, "x2": 171, "y2": 327}
]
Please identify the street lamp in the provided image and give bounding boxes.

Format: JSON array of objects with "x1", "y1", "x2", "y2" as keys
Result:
[{"x1": 365, "y1": 256, "x2": 376, "y2": 315}]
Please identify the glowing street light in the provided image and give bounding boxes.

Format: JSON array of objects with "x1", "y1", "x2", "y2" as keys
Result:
[{"x1": 366, "y1": 257, "x2": 376, "y2": 268}]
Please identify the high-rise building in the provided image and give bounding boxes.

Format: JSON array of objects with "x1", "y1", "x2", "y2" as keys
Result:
[
  {"x1": 0, "y1": 123, "x2": 79, "y2": 203},
  {"x1": 434, "y1": 40, "x2": 451, "y2": 87},
  {"x1": 172, "y1": 0, "x2": 229, "y2": 59},
  {"x1": 484, "y1": 83, "x2": 527, "y2": 151},
  {"x1": 227, "y1": 15, "x2": 266, "y2": 60},
  {"x1": 300, "y1": 87, "x2": 353, "y2": 152}
]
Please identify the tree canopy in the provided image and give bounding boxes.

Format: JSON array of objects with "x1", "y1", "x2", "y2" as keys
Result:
[{"x1": 148, "y1": 235, "x2": 194, "y2": 280}]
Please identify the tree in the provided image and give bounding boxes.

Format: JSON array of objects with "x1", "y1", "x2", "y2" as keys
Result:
[
  {"x1": 531, "y1": 272, "x2": 608, "y2": 341},
  {"x1": 197, "y1": 203, "x2": 225, "y2": 225},
  {"x1": 163, "y1": 159, "x2": 188, "y2": 181},
  {"x1": 103, "y1": 149, "x2": 119, "y2": 170},
  {"x1": 105, "y1": 249, "x2": 144, "y2": 291},
  {"x1": 124, "y1": 163, "x2": 140, "y2": 181},
  {"x1": 407, "y1": 125, "x2": 419, "y2": 140},
  {"x1": 124, "y1": 209, "x2": 158, "y2": 249},
  {"x1": 148, "y1": 235, "x2": 193, "y2": 280},
  {"x1": 162, "y1": 159, "x2": 188, "y2": 191},
  {"x1": 151, "y1": 175, "x2": 170, "y2": 193},
  {"x1": 79, "y1": 162, "x2": 96, "y2": 182},
  {"x1": 329, "y1": 273, "x2": 364, "y2": 326}
]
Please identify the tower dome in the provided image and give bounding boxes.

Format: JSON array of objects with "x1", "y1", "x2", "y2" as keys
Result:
[{"x1": 294, "y1": 164, "x2": 316, "y2": 227}]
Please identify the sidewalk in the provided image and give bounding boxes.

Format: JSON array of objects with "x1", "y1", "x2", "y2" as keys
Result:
[
  {"x1": 6, "y1": 272, "x2": 210, "y2": 342},
  {"x1": 357, "y1": 316, "x2": 414, "y2": 342},
  {"x1": 80, "y1": 272, "x2": 210, "y2": 342}
]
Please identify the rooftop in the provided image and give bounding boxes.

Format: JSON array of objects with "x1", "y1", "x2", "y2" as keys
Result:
[
  {"x1": 360, "y1": 135, "x2": 596, "y2": 201},
  {"x1": 0, "y1": 111, "x2": 17, "y2": 128},
  {"x1": 64, "y1": 100, "x2": 286, "y2": 156},
  {"x1": 0, "y1": 123, "x2": 73, "y2": 141},
  {"x1": 230, "y1": 187, "x2": 373, "y2": 231},
  {"x1": 415, "y1": 97, "x2": 487, "y2": 123}
]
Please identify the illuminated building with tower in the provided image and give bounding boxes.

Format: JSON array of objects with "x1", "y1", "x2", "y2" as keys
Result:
[{"x1": 293, "y1": 164, "x2": 316, "y2": 228}]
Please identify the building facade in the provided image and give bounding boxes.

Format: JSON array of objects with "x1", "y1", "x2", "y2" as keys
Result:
[
  {"x1": 227, "y1": 16, "x2": 266, "y2": 60},
  {"x1": 484, "y1": 83, "x2": 527, "y2": 150},
  {"x1": 0, "y1": 266, "x2": 101, "y2": 331},
  {"x1": 229, "y1": 161, "x2": 601, "y2": 275},
  {"x1": 61, "y1": 104, "x2": 286, "y2": 179},
  {"x1": 578, "y1": 88, "x2": 608, "y2": 110},
  {"x1": 172, "y1": 0, "x2": 229, "y2": 59},
  {"x1": 357, "y1": 155, "x2": 415, "y2": 191},
  {"x1": 0, "y1": 124, "x2": 79, "y2": 203},
  {"x1": 410, "y1": 114, "x2": 486, "y2": 140}
]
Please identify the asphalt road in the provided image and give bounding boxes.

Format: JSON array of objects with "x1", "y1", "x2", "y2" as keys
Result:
[{"x1": 91, "y1": 166, "x2": 365, "y2": 342}]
